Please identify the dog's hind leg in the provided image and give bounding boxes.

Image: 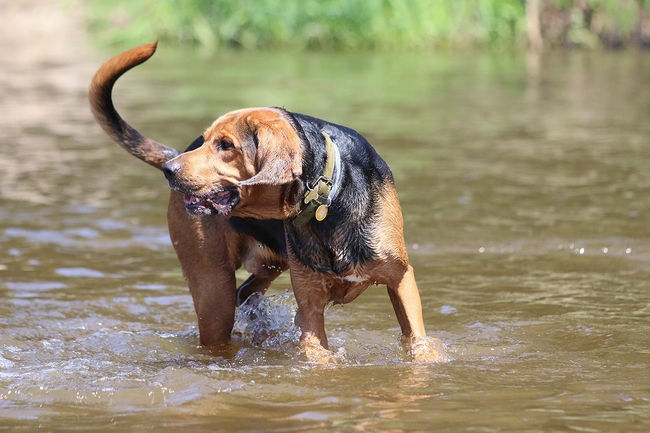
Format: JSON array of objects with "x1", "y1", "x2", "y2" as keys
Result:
[
  {"x1": 387, "y1": 264, "x2": 442, "y2": 362},
  {"x1": 289, "y1": 267, "x2": 335, "y2": 362}
]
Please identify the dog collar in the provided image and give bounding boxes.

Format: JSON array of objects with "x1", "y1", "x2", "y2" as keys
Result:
[{"x1": 292, "y1": 131, "x2": 341, "y2": 227}]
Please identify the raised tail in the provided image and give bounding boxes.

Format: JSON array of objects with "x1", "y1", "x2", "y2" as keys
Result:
[{"x1": 88, "y1": 43, "x2": 180, "y2": 170}]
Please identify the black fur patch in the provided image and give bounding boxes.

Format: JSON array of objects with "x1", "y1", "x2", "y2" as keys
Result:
[{"x1": 228, "y1": 217, "x2": 287, "y2": 258}]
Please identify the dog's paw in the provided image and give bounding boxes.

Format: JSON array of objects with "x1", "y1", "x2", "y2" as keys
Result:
[
  {"x1": 299, "y1": 335, "x2": 341, "y2": 364},
  {"x1": 300, "y1": 346, "x2": 340, "y2": 364},
  {"x1": 403, "y1": 335, "x2": 450, "y2": 363}
]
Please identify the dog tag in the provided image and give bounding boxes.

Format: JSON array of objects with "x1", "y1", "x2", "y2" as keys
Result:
[
  {"x1": 315, "y1": 205, "x2": 329, "y2": 221},
  {"x1": 304, "y1": 188, "x2": 320, "y2": 204}
]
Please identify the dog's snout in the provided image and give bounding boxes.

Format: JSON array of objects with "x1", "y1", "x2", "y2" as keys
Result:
[{"x1": 162, "y1": 161, "x2": 181, "y2": 181}]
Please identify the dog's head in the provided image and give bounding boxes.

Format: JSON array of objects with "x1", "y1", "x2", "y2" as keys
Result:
[{"x1": 162, "y1": 108, "x2": 303, "y2": 219}]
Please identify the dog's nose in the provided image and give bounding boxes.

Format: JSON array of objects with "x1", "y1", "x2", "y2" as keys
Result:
[{"x1": 162, "y1": 161, "x2": 181, "y2": 181}]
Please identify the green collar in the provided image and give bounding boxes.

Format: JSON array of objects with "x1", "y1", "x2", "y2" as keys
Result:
[{"x1": 292, "y1": 131, "x2": 341, "y2": 227}]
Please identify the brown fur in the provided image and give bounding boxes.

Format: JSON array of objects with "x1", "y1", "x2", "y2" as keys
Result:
[{"x1": 89, "y1": 43, "x2": 442, "y2": 362}]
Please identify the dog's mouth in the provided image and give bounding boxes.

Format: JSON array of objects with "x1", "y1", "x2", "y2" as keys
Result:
[{"x1": 183, "y1": 188, "x2": 240, "y2": 216}]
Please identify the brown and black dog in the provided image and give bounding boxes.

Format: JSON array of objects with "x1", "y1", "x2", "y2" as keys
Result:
[{"x1": 89, "y1": 43, "x2": 442, "y2": 362}]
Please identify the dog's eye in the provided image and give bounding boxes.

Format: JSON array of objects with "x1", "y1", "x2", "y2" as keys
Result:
[{"x1": 217, "y1": 139, "x2": 234, "y2": 151}]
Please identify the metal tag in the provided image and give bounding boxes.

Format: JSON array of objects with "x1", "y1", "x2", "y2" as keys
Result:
[{"x1": 315, "y1": 205, "x2": 329, "y2": 221}]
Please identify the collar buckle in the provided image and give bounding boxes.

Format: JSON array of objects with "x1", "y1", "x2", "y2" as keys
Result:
[
  {"x1": 304, "y1": 176, "x2": 333, "y2": 204},
  {"x1": 292, "y1": 131, "x2": 340, "y2": 227}
]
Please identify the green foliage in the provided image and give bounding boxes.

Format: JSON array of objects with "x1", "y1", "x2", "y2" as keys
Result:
[
  {"x1": 84, "y1": 0, "x2": 650, "y2": 50},
  {"x1": 85, "y1": 0, "x2": 530, "y2": 49},
  {"x1": 550, "y1": 0, "x2": 576, "y2": 10}
]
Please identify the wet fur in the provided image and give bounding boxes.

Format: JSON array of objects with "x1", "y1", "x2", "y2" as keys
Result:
[{"x1": 89, "y1": 43, "x2": 441, "y2": 362}]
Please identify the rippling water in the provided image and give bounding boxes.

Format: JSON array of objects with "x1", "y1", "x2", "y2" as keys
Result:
[{"x1": 1, "y1": 6, "x2": 650, "y2": 431}]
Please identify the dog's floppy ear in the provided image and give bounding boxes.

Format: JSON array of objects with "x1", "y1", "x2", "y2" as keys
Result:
[{"x1": 239, "y1": 114, "x2": 303, "y2": 186}]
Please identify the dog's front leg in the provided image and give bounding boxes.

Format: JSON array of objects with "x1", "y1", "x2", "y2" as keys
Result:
[
  {"x1": 189, "y1": 268, "x2": 236, "y2": 346},
  {"x1": 168, "y1": 191, "x2": 237, "y2": 346},
  {"x1": 387, "y1": 264, "x2": 443, "y2": 362}
]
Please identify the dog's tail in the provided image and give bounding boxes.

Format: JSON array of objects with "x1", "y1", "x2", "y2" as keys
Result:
[{"x1": 89, "y1": 43, "x2": 180, "y2": 170}]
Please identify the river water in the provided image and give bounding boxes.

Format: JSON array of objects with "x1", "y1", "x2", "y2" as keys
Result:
[{"x1": 1, "y1": 11, "x2": 650, "y2": 432}]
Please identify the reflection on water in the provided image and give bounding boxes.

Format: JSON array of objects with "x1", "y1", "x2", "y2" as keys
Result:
[{"x1": 1, "y1": 5, "x2": 650, "y2": 431}]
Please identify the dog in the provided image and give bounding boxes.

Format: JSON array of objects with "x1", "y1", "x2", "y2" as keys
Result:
[{"x1": 89, "y1": 43, "x2": 442, "y2": 362}]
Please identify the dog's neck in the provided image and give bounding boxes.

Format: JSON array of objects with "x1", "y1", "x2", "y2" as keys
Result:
[{"x1": 291, "y1": 131, "x2": 341, "y2": 227}]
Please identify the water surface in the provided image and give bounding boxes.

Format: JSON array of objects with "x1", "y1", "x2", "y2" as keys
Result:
[{"x1": 1, "y1": 26, "x2": 649, "y2": 431}]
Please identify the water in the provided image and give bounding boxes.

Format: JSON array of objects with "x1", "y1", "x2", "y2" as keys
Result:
[{"x1": 1, "y1": 5, "x2": 650, "y2": 431}]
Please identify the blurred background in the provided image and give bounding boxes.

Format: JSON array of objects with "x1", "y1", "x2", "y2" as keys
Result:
[
  {"x1": 1, "y1": 1, "x2": 650, "y2": 431},
  {"x1": 84, "y1": 0, "x2": 650, "y2": 50}
]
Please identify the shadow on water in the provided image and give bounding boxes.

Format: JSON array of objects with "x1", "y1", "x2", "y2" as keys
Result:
[{"x1": 1, "y1": 3, "x2": 650, "y2": 431}]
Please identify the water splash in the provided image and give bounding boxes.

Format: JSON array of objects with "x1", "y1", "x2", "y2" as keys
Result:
[{"x1": 232, "y1": 291, "x2": 301, "y2": 352}]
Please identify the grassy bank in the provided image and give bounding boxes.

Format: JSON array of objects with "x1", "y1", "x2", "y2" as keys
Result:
[{"x1": 83, "y1": 0, "x2": 650, "y2": 50}]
